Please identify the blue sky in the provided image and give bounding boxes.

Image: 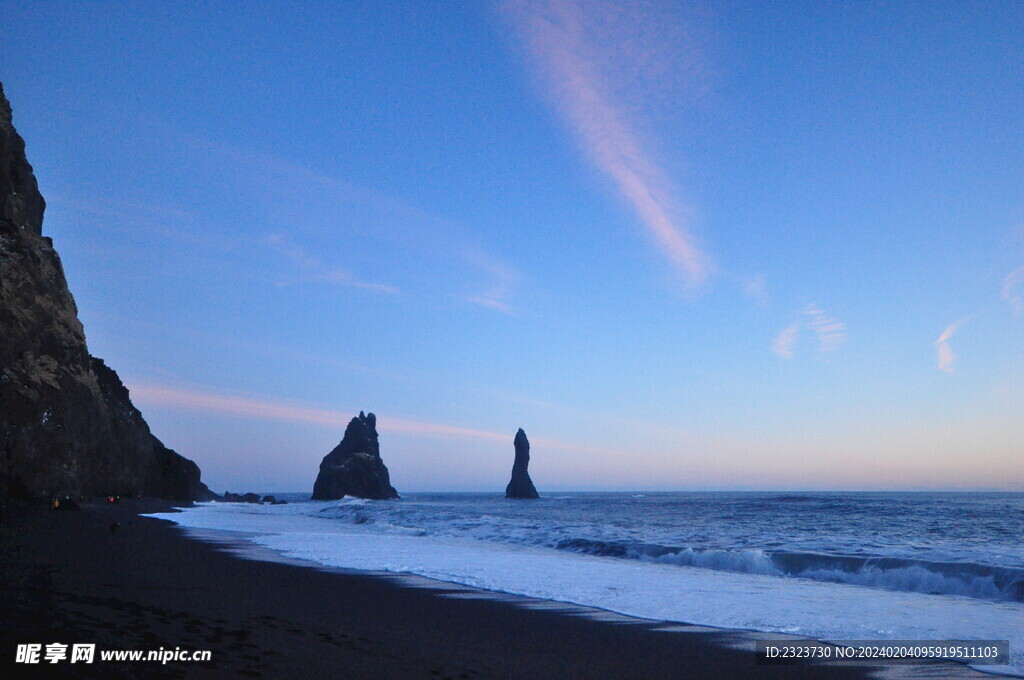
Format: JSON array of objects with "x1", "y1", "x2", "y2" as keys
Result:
[{"x1": 3, "y1": 0, "x2": 1022, "y2": 492}]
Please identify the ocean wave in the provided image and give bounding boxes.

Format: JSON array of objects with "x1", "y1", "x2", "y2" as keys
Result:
[
  {"x1": 301, "y1": 495, "x2": 1024, "y2": 605},
  {"x1": 312, "y1": 500, "x2": 430, "y2": 536},
  {"x1": 552, "y1": 538, "x2": 1024, "y2": 603}
]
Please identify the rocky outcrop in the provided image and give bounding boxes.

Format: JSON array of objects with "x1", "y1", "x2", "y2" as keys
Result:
[
  {"x1": 147, "y1": 437, "x2": 216, "y2": 501},
  {"x1": 312, "y1": 412, "x2": 398, "y2": 500},
  {"x1": 0, "y1": 82, "x2": 211, "y2": 501},
  {"x1": 91, "y1": 357, "x2": 215, "y2": 501},
  {"x1": 505, "y1": 428, "x2": 539, "y2": 499},
  {"x1": 222, "y1": 492, "x2": 262, "y2": 504}
]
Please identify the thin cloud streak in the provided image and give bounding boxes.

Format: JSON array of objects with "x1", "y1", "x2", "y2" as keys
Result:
[
  {"x1": 130, "y1": 383, "x2": 618, "y2": 456},
  {"x1": 469, "y1": 296, "x2": 515, "y2": 314},
  {"x1": 266, "y1": 234, "x2": 399, "y2": 293},
  {"x1": 772, "y1": 303, "x2": 847, "y2": 358},
  {"x1": 935, "y1": 317, "x2": 970, "y2": 373},
  {"x1": 185, "y1": 135, "x2": 521, "y2": 306},
  {"x1": 772, "y1": 322, "x2": 799, "y2": 358},
  {"x1": 802, "y1": 304, "x2": 847, "y2": 353},
  {"x1": 506, "y1": 0, "x2": 710, "y2": 286},
  {"x1": 1003, "y1": 265, "x2": 1024, "y2": 313},
  {"x1": 465, "y1": 248, "x2": 521, "y2": 315}
]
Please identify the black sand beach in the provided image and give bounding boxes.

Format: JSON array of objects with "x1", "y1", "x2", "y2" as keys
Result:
[{"x1": 0, "y1": 500, "x2": 987, "y2": 679}]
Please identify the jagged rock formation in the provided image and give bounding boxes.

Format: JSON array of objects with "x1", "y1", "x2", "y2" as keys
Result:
[
  {"x1": 312, "y1": 412, "x2": 398, "y2": 500},
  {"x1": 0, "y1": 82, "x2": 213, "y2": 501},
  {"x1": 505, "y1": 428, "x2": 539, "y2": 499}
]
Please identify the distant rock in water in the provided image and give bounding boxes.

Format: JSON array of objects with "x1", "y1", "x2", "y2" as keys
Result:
[
  {"x1": 0, "y1": 82, "x2": 212, "y2": 501},
  {"x1": 312, "y1": 412, "x2": 399, "y2": 500},
  {"x1": 221, "y1": 492, "x2": 262, "y2": 504},
  {"x1": 505, "y1": 428, "x2": 539, "y2": 499}
]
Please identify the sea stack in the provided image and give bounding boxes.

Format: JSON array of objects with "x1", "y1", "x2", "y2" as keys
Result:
[
  {"x1": 505, "y1": 428, "x2": 539, "y2": 499},
  {"x1": 312, "y1": 412, "x2": 399, "y2": 500},
  {"x1": 0, "y1": 82, "x2": 213, "y2": 501}
]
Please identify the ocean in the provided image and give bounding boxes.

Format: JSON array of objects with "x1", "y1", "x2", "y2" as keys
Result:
[{"x1": 148, "y1": 492, "x2": 1024, "y2": 675}]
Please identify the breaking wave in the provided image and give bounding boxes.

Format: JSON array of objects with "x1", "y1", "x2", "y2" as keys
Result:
[{"x1": 554, "y1": 537, "x2": 1024, "y2": 602}]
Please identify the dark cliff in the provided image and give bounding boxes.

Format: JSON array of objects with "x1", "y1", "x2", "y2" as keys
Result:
[
  {"x1": 0, "y1": 82, "x2": 213, "y2": 501},
  {"x1": 505, "y1": 428, "x2": 539, "y2": 499},
  {"x1": 312, "y1": 411, "x2": 398, "y2": 500}
]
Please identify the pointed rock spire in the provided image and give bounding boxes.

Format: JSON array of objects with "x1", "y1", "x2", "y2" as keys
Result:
[{"x1": 505, "y1": 428, "x2": 539, "y2": 499}]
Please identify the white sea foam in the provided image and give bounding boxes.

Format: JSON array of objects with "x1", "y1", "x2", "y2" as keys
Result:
[
  {"x1": 648, "y1": 547, "x2": 783, "y2": 575},
  {"x1": 148, "y1": 500, "x2": 1024, "y2": 676}
]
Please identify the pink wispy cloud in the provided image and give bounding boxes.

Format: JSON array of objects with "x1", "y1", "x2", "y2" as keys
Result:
[
  {"x1": 802, "y1": 304, "x2": 847, "y2": 353},
  {"x1": 1003, "y1": 265, "x2": 1024, "y2": 313},
  {"x1": 935, "y1": 317, "x2": 971, "y2": 373},
  {"x1": 130, "y1": 383, "x2": 617, "y2": 455},
  {"x1": 505, "y1": 0, "x2": 710, "y2": 287},
  {"x1": 772, "y1": 303, "x2": 848, "y2": 358},
  {"x1": 771, "y1": 322, "x2": 800, "y2": 359}
]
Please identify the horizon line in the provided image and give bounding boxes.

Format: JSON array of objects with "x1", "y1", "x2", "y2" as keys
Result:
[{"x1": 203, "y1": 487, "x2": 1024, "y2": 495}]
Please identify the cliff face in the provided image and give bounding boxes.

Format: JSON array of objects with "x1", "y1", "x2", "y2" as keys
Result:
[
  {"x1": 505, "y1": 428, "x2": 539, "y2": 499},
  {"x1": 0, "y1": 82, "x2": 212, "y2": 500},
  {"x1": 312, "y1": 412, "x2": 399, "y2": 500}
]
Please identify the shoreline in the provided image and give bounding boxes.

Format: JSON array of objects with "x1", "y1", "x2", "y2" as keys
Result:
[{"x1": 0, "y1": 499, "x2": 996, "y2": 679}]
